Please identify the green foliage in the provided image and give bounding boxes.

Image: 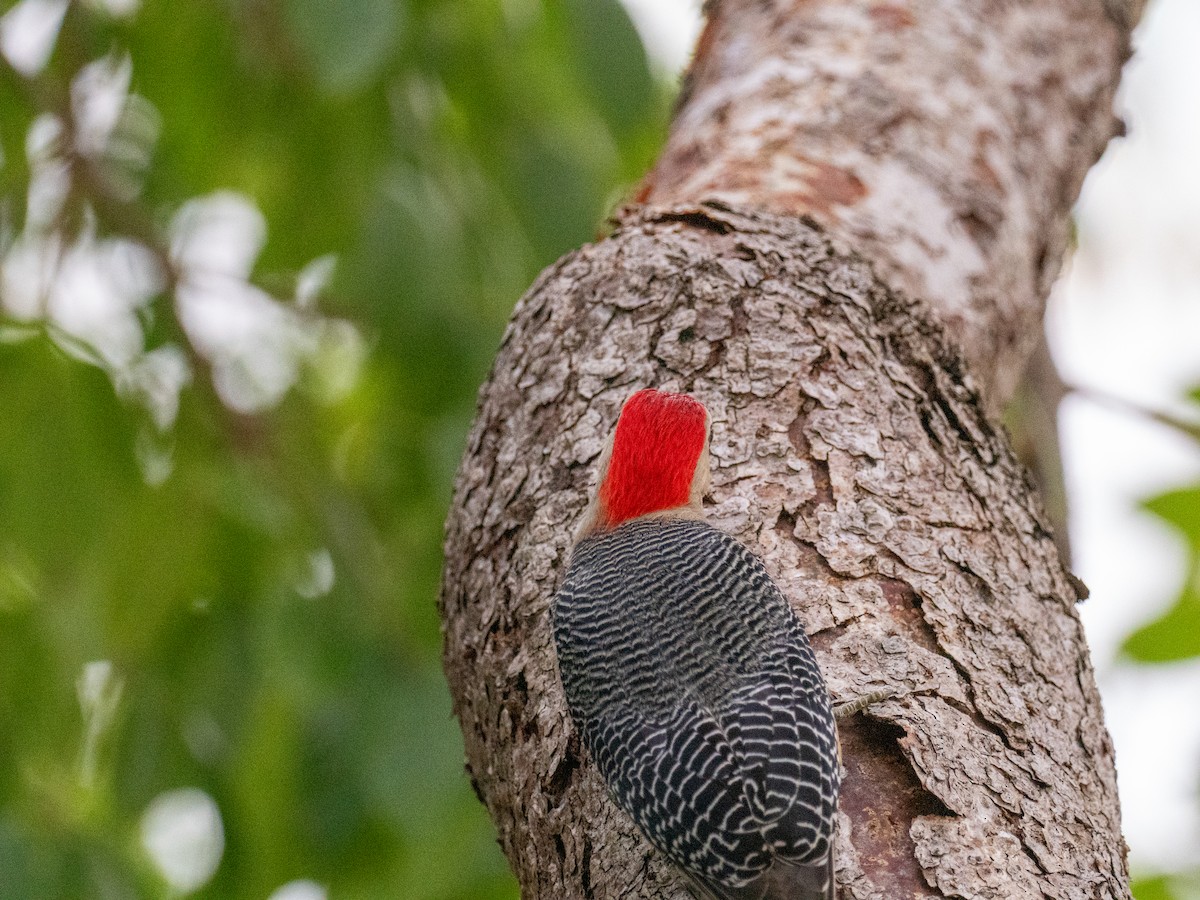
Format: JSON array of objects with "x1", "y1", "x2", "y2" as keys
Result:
[
  {"x1": 1132, "y1": 870, "x2": 1200, "y2": 900},
  {"x1": 1120, "y1": 389, "x2": 1200, "y2": 898},
  {"x1": 1123, "y1": 388, "x2": 1200, "y2": 664},
  {"x1": 0, "y1": 0, "x2": 670, "y2": 896},
  {"x1": 284, "y1": 0, "x2": 404, "y2": 95},
  {"x1": 1123, "y1": 579, "x2": 1200, "y2": 663}
]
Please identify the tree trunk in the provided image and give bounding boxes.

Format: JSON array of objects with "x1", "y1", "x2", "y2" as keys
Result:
[{"x1": 440, "y1": 1, "x2": 1144, "y2": 897}]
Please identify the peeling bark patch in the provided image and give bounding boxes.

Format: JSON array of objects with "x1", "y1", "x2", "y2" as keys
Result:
[
  {"x1": 1067, "y1": 572, "x2": 1090, "y2": 602},
  {"x1": 957, "y1": 208, "x2": 1000, "y2": 256},
  {"x1": 631, "y1": 177, "x2": 655, "y2": 205},
  {"x1": 869, "y1": 4, "x2": 916, "y2": 29},
  {"x1": 787, "y1": 412, "x2": 835, "y2": 510},
  {"x1": 466, "y1": 761, "x2": 486, "y2": 805},
  {"x1": 808, "y1": 456, "x2": 835, "y2": 509},
  {"x1": 788, "y1": 414, "x2": 809, "y2": 457},
  {"x1": 972, "y1": 130, "x2": 1004, "y2": 194},
  {"x1": 728, "y1": 296, "x2": 749, "y2": 339},
  {"x1": 796, "y1": 158, "x2": 869, "y2": 214},
  {"x1": 839, "y1": 716, "x2": 949, "y2": 898},
  {"x1": 768, "y1": 156, "x2": 869, "y2": 221}
]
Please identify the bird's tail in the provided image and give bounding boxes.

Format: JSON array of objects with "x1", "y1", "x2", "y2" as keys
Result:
[
  {"x1": 761, "y1": 854, "x2": 834, "y2": 900},
  {"x1": 682, "y1": 854, "x2": 834, "y2": 900}
]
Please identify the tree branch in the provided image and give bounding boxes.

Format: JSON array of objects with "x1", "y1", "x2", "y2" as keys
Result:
[{"x1": 642, "y1": 0, "x2": 1135, "y2": 411}]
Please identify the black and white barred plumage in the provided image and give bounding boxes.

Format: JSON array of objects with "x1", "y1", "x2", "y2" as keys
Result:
[{"x1": 552, "y1": 518, "x2": 840, "y2": 900}]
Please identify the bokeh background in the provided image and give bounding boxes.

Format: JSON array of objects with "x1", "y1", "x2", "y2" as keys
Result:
[{"x1": 0, "y1": 1, "x2": 1196, "y2": 898}]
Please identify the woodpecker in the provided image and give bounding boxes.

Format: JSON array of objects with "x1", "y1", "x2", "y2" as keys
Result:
[{"x1": 552, "y1": 389, "x2": 840, "y2": 900}]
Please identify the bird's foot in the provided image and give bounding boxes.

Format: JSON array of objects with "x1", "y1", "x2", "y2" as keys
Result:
[{"x1": 834, "y1": 690, "x2": 895, "y2": 718}]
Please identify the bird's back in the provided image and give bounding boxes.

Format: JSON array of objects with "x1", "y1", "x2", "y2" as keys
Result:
[{"x1": 552, "y1": 518, "x2": 839, "y2": 899}]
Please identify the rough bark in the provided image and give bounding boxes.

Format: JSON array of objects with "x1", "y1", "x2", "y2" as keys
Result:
[
  {"x1": 441, "y1": 1, "x2": 1142, "y2": 898},
  {"x1": 641, "y1": 0, "x2": 1136, "y2": 411}
]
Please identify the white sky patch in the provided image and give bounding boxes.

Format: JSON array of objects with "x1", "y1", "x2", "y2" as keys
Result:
[
  {"x1": 117, "y1": 344, "x2": 193, "y2": 432},
  {"x1": 24, "y1": 114, "x2": 70, "y2": 232},
  {"x1": 295, "y1": 254, "x2": 337, "y2": 310},
  {"x1": 24, "y1": 155, "x2": 71, "y2": 233},
  {"x1": 25, "y1": 111, "x2": 63, "y2": 160},
  {"x1": 0, "y1": 0, "x2": 67, "y2": 77},
  {"x1": 267, "y1": 881, "x2": 328, "y2": 900},
  {"x1": 1, "y1": 232, "x2": 60, "y2": 320},
  {"x1": 76, "y1": 660, "x2": 123, "y2": 789},
  {"x1": 295, "y1": 548, "x2": 336, "y2": 599},
  {"x1": 171, "y1": 192, "x2": 315, "y2": 413},
  {"x1": 48, "y1": 233, "x2": 164, "y2": 369},
  {"x1": 135, "y1": 427, "x2": 175, "y2": 487},
  {"x1": 178, "y1": 277, "x2": 311, "y2": 414},
  {"x1": 140, "y1": 788, "x2": 225, "y2": 893},
  {"x1": 71, "y1": 54, "x2": 134, "y2": 156},
  {"x1": 1048, "y1": 0, "x2": 1200, "y2": 874},
  {"x1": 82, "y1": 0, "x2": 141, "y2": 18},
  {"x1": 617, "y1": 0, "x2": 702, "y2": 76},
  {"x1": 171, "y1": 192, "x2": 267, "y2": 280}
]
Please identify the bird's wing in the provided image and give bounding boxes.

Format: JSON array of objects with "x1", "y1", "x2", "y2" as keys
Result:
[
  {"x1": 757, "y1": 853, "x2": 836, "y2": 900},
  {"x1": 718, "y1": 626, "x2": 839, "y2": 866},
  {"x1": 680, "y1": 868, "x2": 764, "y2": 900},
  {"x1": 586, "y1": 692, "x2": 771, "y2": 889},
  {"x1": 589, "y1": 672, "x2": 837, "y2": 899},
  {"x1": 722, "y1": 673, "x2": 805, "y2": 824},
  {"x1": 681, "y1": 843, "x2": 834, "y2": 900}
]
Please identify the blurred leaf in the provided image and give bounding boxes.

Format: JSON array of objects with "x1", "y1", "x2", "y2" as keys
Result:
[
  {"x1": 1122, "y1": 580, "x2": 1200, "y2": 663},
  {"x1": 0, "y1": 0, "x2": 671, "y2": 896},
  {"x1": 284, "y1": 0, "x2": 403, "y2": 95},
  {"x1": 1127, "y1": 484, "x2": 1200, "y2": 661},
  {"x1": 562, "y1": 0, "x2": 655, "y2": 139},
  {"x1": 1143, "y1": 486, "x2": 1200, "y2": 551},
  {"x1": 1133, "y1": 875, "x2": 1176, "y2": 900},
  {"x1": 1123, "y1": 373, "x2": 1200, "y2": 671},
  {"x1": 1132, "y1": 871, "x2": 1200, "y2": 900}
]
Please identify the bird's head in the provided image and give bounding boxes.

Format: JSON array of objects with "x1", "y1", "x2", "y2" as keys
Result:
[{"x1": 577, "y1": 389, "x2": 711, "y2": 539}]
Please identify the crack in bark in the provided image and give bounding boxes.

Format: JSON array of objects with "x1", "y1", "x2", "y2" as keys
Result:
[{"x1": 839, "y1": 715, "x2": 952, "y2": 899}]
